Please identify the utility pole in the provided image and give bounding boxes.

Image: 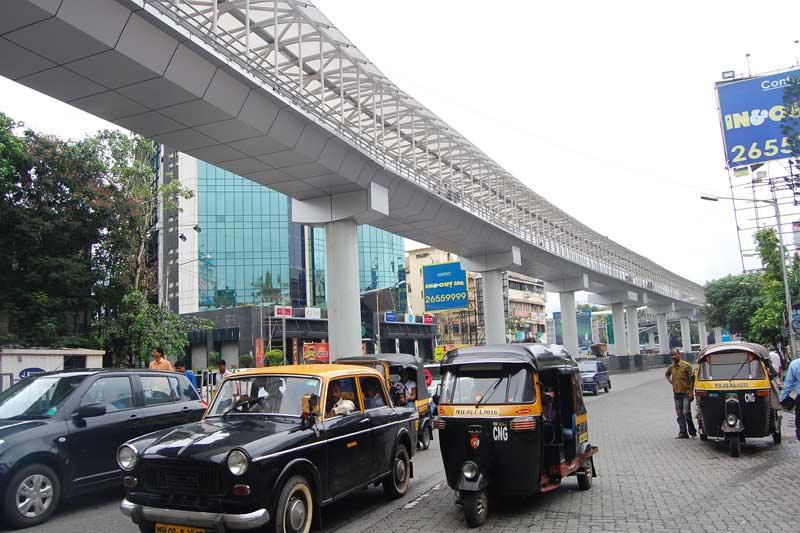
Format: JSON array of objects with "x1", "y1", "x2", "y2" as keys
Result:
[{"x1": 770, "y1": 186, "x2": 798, "y2": 358}]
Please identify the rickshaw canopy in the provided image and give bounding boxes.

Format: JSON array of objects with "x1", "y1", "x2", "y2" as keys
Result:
[
  {"x1": 336, "y1": 353, "x2": 429, "y2": 400},
  {"x1": 442, "y1": 343, "x2": 578, "y2": 374},
  {"x1": 697, "y1": 342, "x2": 770, "y2": 363}
]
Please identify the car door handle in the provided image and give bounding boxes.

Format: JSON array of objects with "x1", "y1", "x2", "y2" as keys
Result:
[
  {"x1": 129, "y1": 414, "x2": 139, "y2": 424},
  {"x1": 360, "y1": 418, "x2": 371, "y2": 424}
]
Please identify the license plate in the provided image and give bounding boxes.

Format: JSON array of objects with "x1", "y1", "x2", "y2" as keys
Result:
[{"x1": 155, "y1": 524, "x2": 205, "y2": 533}]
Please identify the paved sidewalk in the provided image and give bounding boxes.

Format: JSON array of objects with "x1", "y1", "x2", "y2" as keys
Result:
[{"x1": 341, "y1": 368, "x2": 799, "y2": 532}]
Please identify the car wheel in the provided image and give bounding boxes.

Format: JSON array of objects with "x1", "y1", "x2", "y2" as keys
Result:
[
  {"x1": 3, "y1": 463, "x2": 61, "y2": 529},
  {"x1": 275, "y1": 475, "x2": 313, "y2": 533},
  {"x1": 773, "y1": 428, "x2": 782, "y2": 444},
  {"x1": 382, "y1": 445, "x2": 410, "y2": 499},
  {"x1": 699, "y1": 432, "x2": 708, "y2": 442},
  {"x1": 420, "y1": 427, "x2": 431, "y2": 450},
  {"x1": 593, "y1": 385, "x2": 599, "y2": 396},
  {"x1": 137, "y1": 522, "x2": 155, "y2": 533},
  {"x1": 603, "y1": 384, "x2": 609, "y2": 393},
  {"x1": 462, "y1": 489, "x2": 488, "y2": 527}
]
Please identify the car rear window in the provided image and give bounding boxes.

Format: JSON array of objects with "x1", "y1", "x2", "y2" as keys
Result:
[
  {"x1": 140, "y1": 375, "x2": 177, "y2": 405},
  {"x1": 178, "y1": 376, "x2": 199, "y2": 401}
]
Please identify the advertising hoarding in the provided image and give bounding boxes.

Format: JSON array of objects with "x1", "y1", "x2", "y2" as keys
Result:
[
  {"x1": 716, "y1": 68, "x2": 800, "y2": 167},
  {"x1": 422, "y1": 262, "x2": 468, "y2": 312}
]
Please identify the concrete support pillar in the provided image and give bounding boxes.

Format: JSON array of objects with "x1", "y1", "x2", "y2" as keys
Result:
[
  {"x1": 698, "y1": 320, "x2": 708, "y2": 349},
  {"x1": 680, "y1": 317, "x2": 691, "y2": 353},
  {"x1": 611, "y1": 303, "x2": 627, "y2": 356},
  {"x1": 325, "y1": 219, "x2": 362, "y2": 359},
  {"x1": 559, "y1": 291, "x2": 579, "y2": 357},
  {"x1": 482, "y1": 269, "x2": 506, "y2": 345},
  {"x1": 647, "y1": 331, "x2": 656, "y2": 349},
  {"x1": 657, "y1": 313, "x2": 669, "y2": 354},
  {"x1": 625, "y1": 306, "x2": 640, "y2": 356},
  {"x1": 714, "y1": 326, "x2": 723, "y2": 343},
  {"x1": 291, "y1": 182, "x2": 390, "y2": 360}
]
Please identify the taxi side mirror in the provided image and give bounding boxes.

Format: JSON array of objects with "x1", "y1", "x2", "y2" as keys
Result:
[
  {"x1": 302, "y1": 394, "x2": 319, "y2": 423},
  {"x1": 432, "y1": 384, "x2": 441, "y2": 405}
]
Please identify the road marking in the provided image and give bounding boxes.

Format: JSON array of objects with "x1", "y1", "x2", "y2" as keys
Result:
[{"x1": 403, "y1": 483, "x2": 442, "y2": 509}]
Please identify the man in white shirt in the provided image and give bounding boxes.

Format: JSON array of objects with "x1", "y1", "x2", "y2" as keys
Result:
[
  {"x1": 768, "y1": 346, "x2": 782, "y2": 378},
  {"x1": 401, "y1": 369, "x2": 417, "y2": 407}
]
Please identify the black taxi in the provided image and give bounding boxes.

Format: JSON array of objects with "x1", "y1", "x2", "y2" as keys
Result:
[{"x1": 118, "y1": 364, "x2": 417, "y2": 533}]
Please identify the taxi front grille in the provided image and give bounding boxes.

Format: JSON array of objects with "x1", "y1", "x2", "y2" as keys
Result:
[{"x1": 141, "y1": 462, "x2": 223, "y2": 495}]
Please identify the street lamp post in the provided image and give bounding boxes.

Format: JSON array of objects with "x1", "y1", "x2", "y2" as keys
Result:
[{"x1": 701, "y1": 194, "x2": 797, "y2": 357}]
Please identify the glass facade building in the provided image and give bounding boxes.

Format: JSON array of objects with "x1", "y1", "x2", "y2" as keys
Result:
[{"x1": 180, "y1": 157, "x2": 404, "y2": 312}]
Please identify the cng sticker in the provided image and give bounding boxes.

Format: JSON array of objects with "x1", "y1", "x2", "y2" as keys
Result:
[{"x1": 492, "y1": 422, "x2": 508, "y2": 442}]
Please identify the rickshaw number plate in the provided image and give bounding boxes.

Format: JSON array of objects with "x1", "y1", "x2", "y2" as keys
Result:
[
  {"x1": 454, "y1": 407, "x2": 500, "y2": 417},
  {"x1": 156, "y1": 524, "x2": 205, "y2": 533}
]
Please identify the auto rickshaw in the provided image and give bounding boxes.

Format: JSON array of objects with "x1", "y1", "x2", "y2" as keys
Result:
[
  {"x1": 434, "y1": 344, "x2": 598, "y2": 527},
  {"x1": 694, "y1": 342, "x2": 782, "y2": 457},
  {"x1": 336, "y1": 353, "x2": 434, "y2": 450}
]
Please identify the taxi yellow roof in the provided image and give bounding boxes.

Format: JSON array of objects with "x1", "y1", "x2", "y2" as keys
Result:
[{"x1": 228, "y1": 364, "x2": 382, "y2": 380}]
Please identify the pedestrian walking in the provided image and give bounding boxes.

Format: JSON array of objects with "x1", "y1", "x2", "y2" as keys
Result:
[
  {"x1": 780, "y1": 357, "x2": 800, "y2": 440},
  {"x1": 149, "y1": 347, "x2": 174, "y2": 371},
  {"x1": 665, "y1": 348, "x2": 696, "y2": 438},
  {"x1": 175, "y1": 360, "x2": 197, "y2": 389}
]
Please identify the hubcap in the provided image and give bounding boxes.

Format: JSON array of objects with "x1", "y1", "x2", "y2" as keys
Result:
[
  {"x1": 287, "y1": 495, "x2": 307, "y2": 531},
  {"x1": 395, "y1": 458, "x2": 407, "y2": 484},
  {"x1": 16, "y1": 474, "x2": 53, "y2": 518}
]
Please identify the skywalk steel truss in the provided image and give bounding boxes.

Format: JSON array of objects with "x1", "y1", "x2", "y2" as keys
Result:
[{"x1": 144, "y1": 0, "x2": 704, "y2": 304}]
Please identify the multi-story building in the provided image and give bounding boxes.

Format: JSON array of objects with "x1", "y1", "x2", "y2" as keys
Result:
[
  {"x1": 159, "y1": 150, "x2": 413, "y2": 364},
  {"x1": 405, "y1": 246, "x2": 546, "y2": 345}
]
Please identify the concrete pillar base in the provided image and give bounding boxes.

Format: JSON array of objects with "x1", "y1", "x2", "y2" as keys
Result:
[
  {"x1": 482, "y1": 270, "x2": 506, "y2": 345},
  {"x1": 559, "y1": 291, "x2": 579, "y2": 357},
  {"x1": 611, "y1": 303, "x2": 626, "y2": 356},
  {"x1": 657, "y1": 314, "x2": 669, "y2": 355},
  {"x1": 713, "y1": 326, "x2": 723, "y2": 343},
  {"x1": 680, "y1": 317, "x2": 691, "y2": 353},
  {"x1": 325, "y1": 219, "x2": 362, "y2": 359},
  {"x1": 625, "y1": 305, "x2": 640, "y2": 356},
  {"x1": 698, "y1": 320, "x2": 708, "y2": 349}
]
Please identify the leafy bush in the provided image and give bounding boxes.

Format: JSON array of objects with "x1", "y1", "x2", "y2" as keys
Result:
[
  {"x1": 266, "y1": 348, "x2": 284, "y2": 367},
  {"x1": 238, "y1": 354, "x2": 254, "y2": 368}
]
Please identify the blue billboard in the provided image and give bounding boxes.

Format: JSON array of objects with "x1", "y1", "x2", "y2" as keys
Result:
[
  {"x1": 716, "y1": 68, "x2": 800, "y2": 167},
  {"x1": 422, "y1": 262, "x2": 468, "y2": 312}
]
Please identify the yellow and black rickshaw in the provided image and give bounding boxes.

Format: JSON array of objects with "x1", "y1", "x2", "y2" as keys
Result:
[
  {"x1": 694, "y1": 342, "x2": 782, "y2": 457},
  {"x1": 336, "y1": 353, "x2": 434, "y2": 450},
  {"x1": 434, "y1": 344, "x2": 598, "y2": 527}
]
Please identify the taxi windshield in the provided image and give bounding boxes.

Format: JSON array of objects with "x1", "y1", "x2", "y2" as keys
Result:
[
  {"x1": 699, "y1": 351, "x2": 765, "y2": 380},
  {"x1": 0, "y1": 376, "x2": 86, "y2": 419},
  {"x1": 207, "y1": 375, "x2": 321, "y2": 417},
  {"x1": 441, "y1": 363, "x2": 535, "y2": 405},
  {"x1": 578, "y1": 361, "x2": 598, "y2": 372}
]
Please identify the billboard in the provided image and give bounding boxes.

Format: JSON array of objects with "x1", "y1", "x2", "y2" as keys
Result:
[
  {"x1": 422, "y1": 262, "x2": 468, "y2": 312},
  {"x1": 716, "y1": 68, "x2": 800, "y2": 167}
]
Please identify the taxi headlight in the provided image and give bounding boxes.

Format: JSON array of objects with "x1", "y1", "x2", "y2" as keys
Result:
[
  {"x1": 227, "y1": 449, "x2": 249, "y2": 476},
  {"x1": 461, "y1": 461, "x2": 478, "y2": 480},
  {"x1": 117, "y1": 444, "x2": 138, "y2": 472},
  {"x1": 726, "y1": 414, "x2": 737, "y2": 427}
]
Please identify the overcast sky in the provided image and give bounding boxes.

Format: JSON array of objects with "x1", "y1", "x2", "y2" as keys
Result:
[{"x1": 2, "y1": 0, "x2": 800, "y2": 294}]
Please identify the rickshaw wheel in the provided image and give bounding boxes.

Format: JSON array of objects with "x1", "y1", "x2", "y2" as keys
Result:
[
  {"x1": 577, "y1": 460, "x2": 593, "y2": 491},
  {"x1": 698, "y1": 432, "x2": 708, "y2": 442},
  {"x1": 463, "y1": 489, "x2": 488, "y2": 528},
  {"x1": 419, "y1": 427, "x2": 431, "y2": 450},
  {"x1": 773, "y1": 429, "x2": 782, "y2": 444},
  {"x1": 729, "y1": 434, "x2": 741, "y2": 458}
]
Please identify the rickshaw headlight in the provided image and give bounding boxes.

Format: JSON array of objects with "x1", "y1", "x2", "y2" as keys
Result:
[
  {"x1": 461, "y1": 461, "x2": 478, "y2": 480},
  {"x1": 726, "y1": 414, "x2": 737, "y2": 427},
  {"x1": 227, "y1": 449, "x2": 249, "y2": 476},
  {"x1": 117, "y1": 444, "x2": 138, "y2": 472}
]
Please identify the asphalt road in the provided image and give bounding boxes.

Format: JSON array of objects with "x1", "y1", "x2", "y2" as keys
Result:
[{"x1": 14, "y1": 368, "x2": 792, "y2": 532}]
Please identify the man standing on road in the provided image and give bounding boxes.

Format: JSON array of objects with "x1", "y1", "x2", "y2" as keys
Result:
[
  {"x1": 149, "y1": 347, "x2": 175, "y2": 372},
  {"x1": 665, "y1": 348, "x2": 696, "y2": 439},
  {"x1": 780, "y1": 357, "x2": 800, "y2": 440}
]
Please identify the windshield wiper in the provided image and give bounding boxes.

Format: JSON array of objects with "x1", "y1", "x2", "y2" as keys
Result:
[
  {"x1": 221, "y1": 397, "x2": 260, "y2": 419},
  {"x1": 475, "y1": 377, "x2": 504, "y2": 408},
  {"x1": 729, "y1": 360, "x2": 750, "y2": 382}
]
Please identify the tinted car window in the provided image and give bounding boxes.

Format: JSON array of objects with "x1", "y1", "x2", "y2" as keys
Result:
[
  {"x1": 177, "y1": 376, "x2": 200, "y2": 401},
  {"x1": 141, "y1": 375, "x2": 176, "y2": 406},
  {"x1": 0, "y1": 376, "x2": 86, "y2": 419},
  {"x1": 81, "y1": 377, "x2": 133, "y2": 412},
  {"x1": 359, "y1": 376, "x2": 387, "y2": 410}
]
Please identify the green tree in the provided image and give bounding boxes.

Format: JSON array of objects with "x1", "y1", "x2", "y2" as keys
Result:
[
  {"x1": 95, "y1": 291, "x2": 211, "y2": 367},
  {"x1": 703, "y1": 273, "x2": 762, "y2": 338},
  {"x1": 0, "y1": 114, "x2": 114, "y2": 346},
  {"x1": 748, "y1": 228, "x2": 794, "y2": 346}
]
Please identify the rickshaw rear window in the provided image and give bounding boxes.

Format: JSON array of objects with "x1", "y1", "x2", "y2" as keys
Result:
[
  {"x1": 698, "y1": 351, "x2": 765, "y2": 380},
  {"x1": 441, "y1": 364, "x2": 535, "y2": 405}
]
